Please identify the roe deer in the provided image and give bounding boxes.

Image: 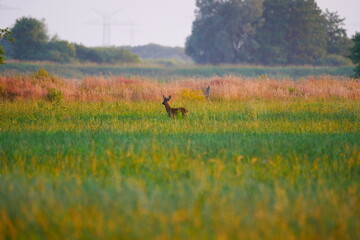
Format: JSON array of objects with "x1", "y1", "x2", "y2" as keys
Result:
[
  {"x1": 162, "y1": 95, "x2": 188, "y2": 117},
  {"x1": 203, "y1": 85, "x2": 210, "y2": 100}
]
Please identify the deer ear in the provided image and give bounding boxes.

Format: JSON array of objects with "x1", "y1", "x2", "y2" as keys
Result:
[{"x1": 168, "y1": 95, "x2": 171, "y2": 99}]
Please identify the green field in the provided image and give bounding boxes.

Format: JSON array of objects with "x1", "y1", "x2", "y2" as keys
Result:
[
  {"x1": 0, "y1": 99, "x2": 359, "y2": 239},
  {"x1": 0, "y1": 61, "x2": 354, "y2": 79}
]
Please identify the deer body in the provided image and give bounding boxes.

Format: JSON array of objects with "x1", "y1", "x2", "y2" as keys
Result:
[{"x1": 162, "y1": 95, "x2": 188, "y2": 117}]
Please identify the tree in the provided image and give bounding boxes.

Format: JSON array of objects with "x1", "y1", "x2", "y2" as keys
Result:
[
  {"x1": 286, "y1": 0, "x2": 327, "y2": 64},
  {"x1": 349, "y1": 33, "x2": 360, "y2": 78},
  {"x1": 74, "y1": 44, "x2": 101, "y2": 63},
  {"x1": 324, "y1": 9, "x2": 351, "y2": 57},
  {"x1": 47, "y1": 39, "x2": 76, "y2": 63},
  {"x1": 74, "y1": 44, "x2": 140, "y2": 64},
  {"x1": 11, "y1": 17, "x2": 49, "y2": 60},
  {"x1": 126, "y1": 44, "x2": 192, "y2": 62},
  {"x1": 6, "y1": 17, "x2": 141, "y2": 64},
  {"x1": 0, "y1": 28, "x2": 14, "y2": 64},
  {"x1": 254, "y1": 0, "x2": 290, "y2": 65},
  {"x1": 256, "y1": 0, "x2": 331, "y2": 65},
  {"x1": 186, "y1": 0, "x2": 335, "y2": 65},
  {"x1": 92, "y1": 47, "x2": 140, "y2": 64},
  {"x1": 185, "y1": 0, "x2": 264, "y2": 64}
]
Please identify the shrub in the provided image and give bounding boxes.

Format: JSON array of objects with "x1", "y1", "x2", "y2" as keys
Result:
[
  {"x1": 47, "y1": 88, "x2": 63, "y2": 103},
  {"x1": 32, "y1": 68, "x2": 54, "y2": 80},
  {"x1": 31, "y1": 69, "x2": 63, "y2": 87}
]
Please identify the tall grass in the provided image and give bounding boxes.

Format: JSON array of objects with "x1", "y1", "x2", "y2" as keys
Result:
[
  {"x1": 0, "y1": 99, "x2": 359, "y2": 239},
  {"x1": 0, "y1": 73, "x2": 359, "y2": 102}
]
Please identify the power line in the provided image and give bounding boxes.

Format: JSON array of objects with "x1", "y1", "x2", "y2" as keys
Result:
[
  {"x1": 85, "y1": 8, "x2": 132, "y2": 47},
  {"x1": 123, "y1": 20, "x2": 142, "y2": 46},
  {"x1": 84, "y1": 8, "x2": 143, "y2": 47}
]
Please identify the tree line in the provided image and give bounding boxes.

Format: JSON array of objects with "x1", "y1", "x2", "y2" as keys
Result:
[
  {"x1": 185, "y1": 0, "x2": 355, "y2": 66},
  {"x1": 0, "y1": 17, "x2": 140, "y2": 64},
  {"x1": 1, "y1": 5, "x2": 359, "y2": 76},
  {"x1": 125, "y1": 44, "x2": 192, "y2": 63}
]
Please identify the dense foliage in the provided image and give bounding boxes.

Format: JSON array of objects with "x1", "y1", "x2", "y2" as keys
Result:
[
  {"x1": 0, "y1": 28, "x2": 14, "y2": 64},
  {"x1": 11, "y1": 17, "x2": 49, "y2": 60},
  {"x1": 186, "y1": 0, "x2": 352, "y2": 65},
  {"x1": 186, "y1": 0, "x2": 264, "y2": 64},
  {"x1": 3, "y1": 17, "x2": 140, "y2": 64},
  {"x1": 324, "y1": 9, "x2": 352, "y2": 57},
  {"x1": 125, "y1": 44, "x2": 192, "y2": 63},
  {"x1": 349, "y1": 33, "x2": 360, "y2": 78},
  {"x1": 75, "y1": 44, "x2": 140, "y2": 64}
]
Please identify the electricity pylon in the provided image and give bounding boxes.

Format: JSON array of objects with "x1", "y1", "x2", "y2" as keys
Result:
[
  {"x1": 85, "y1": 9, "x2": 123, "y2": 47},
  {"x1": 125, "y1": 20, "x2": 142, "y2": 46}
]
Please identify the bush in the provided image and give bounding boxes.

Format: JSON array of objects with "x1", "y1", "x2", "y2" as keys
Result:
[
  {"x1": 31, "y1": 68, "x2": 61, "y2": 86},
  {"x1": 315, "y1": 54, "x2": 352, "y2": 66},
  {"x1": 32, "y1": 68, "x2": 54, "y2": 79},
  {"x1": 47, "y1": 88, "x2": 63, "y2": 103},
  {"x1": 74, "y1": 44, "x2": 141, "y2": 64}
]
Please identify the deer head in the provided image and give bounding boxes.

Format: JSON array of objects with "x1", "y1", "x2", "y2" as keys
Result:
[{"x1": 162, "y1": 95, "x2": 171, "y2": 105}]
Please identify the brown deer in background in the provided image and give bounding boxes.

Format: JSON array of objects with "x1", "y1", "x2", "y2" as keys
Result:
[
  {"x1": 162, "y1": 95, "x2": 188, "y2": 117},
  {"x1": 203, "y1": 85, "x2": 211, "y2": 100}
]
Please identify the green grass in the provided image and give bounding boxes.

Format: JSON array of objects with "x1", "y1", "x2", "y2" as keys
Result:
[
  {"x1": 0, "y1": 100, "x2": 359, "y2": 239},
  {"x1": 0, "y1": 61, "x2": 354, "y2": 79}
]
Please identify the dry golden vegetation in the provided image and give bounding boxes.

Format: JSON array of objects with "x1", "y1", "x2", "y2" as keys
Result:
[{"x1": 0, "y1": 70, "x2": 359, "y2": 102}]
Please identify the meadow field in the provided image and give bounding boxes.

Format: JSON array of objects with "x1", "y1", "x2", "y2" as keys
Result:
[
  {"x1": 0, "y1": 61, "x2": 354, "y2": 79},
  {"x1": 0, "y1": 72, "x2": 359, "y2": 239}
]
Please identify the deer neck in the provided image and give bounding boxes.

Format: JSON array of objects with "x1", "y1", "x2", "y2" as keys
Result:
[{"x1": 164, "y1": 102, "x2": 172, "y2": 113}]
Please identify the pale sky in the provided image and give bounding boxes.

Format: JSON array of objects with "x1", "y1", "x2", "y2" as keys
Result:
[{"x1": 0, "y1": 0, "x2": 359, "y2": 47}]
